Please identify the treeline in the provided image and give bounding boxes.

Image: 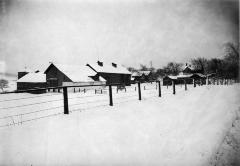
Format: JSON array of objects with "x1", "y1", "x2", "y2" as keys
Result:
[{"x1": 128, "y1": 42, "x2": 239, "y2": 80}]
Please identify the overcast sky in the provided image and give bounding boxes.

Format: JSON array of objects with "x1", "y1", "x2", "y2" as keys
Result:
[{"x1": 0, "y1": 0, "x2": 239, "y2": 74}]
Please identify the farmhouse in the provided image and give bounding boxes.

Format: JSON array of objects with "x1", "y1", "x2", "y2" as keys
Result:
[
  {"x1": 17, "y1": 72, "x2": 46, "y2": 93},
  {"x1": 44, "y1": 63, "x2": 106, "y2": 87},
  {"x1": 86, "y1": 61, "x2": 131, "y2": 86},
  {"x1": 181, "y1": 63, "x2": 194, "y2": 75}
]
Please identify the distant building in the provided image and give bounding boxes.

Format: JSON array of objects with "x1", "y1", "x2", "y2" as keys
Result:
[
  {"x1": 87, "y1": 61, "x2": 131, "y2": 86},
  {"x1": 17, "y1": 72, "x2": 46, "y2": 93},
  {"x1": 163, "y1": 75, "x2": 178, "y2": 86},
  {"x1": 180, "y1": 63, "x2": 194, "y2": 75},
  {"x1": 131, "y1": 70, "x2": 153, "y2": 83},
  {"x1": 44, "y1": 63, "x2": 106, "y2": 87}
]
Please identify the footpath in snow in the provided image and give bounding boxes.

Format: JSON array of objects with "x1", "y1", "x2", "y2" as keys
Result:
[{"x1": 0, "y1": 84, "x2": 239, "y2": 166}]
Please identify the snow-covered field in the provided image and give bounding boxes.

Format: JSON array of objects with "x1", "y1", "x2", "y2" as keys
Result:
[{"x1": 0, "y1": 83, "x2": 239, "y2": 166}]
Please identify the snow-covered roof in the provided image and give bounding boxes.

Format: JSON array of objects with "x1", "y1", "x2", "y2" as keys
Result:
[
  {"x1": 132, "y1": 72, "x2": 141, "y2": 77},
  {"x1": 139, "y1": 71, "x2": 151, "y2": 76},
  {"x1": 17, "y1": 72, "x2": 46, "y2": 83},
  {"x1": 132, "y1": 71, "x2": 151, "y2": 77},
  {"x1": 192, "y1": 73, "x2": 206, "y2": 78},
  {"x1": 45, "y1": 63, "x2": 97, "y2": 82},
  {"x1": 164, "y1": 75, "x2": 178, "y2": 80},
  {"x1": 87, "y1": 63, "x2": 131, "y2": 74},
  {"x1": 177, "y1": 74, "x2": 193, "y2": 79},
  {"x1": 182, "y1": 65, "x2": 194, "y2": 71},
  {"x1": 99, "y1": 76, "x2": 106, "y2": 82}
]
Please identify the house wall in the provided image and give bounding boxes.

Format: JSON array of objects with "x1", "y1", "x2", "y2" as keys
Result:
[
  {"x1": 98, "y1": 73, "x2": 131, "y2": 86},
  {"x1": 17, "y1": 82, "x2": 46, "y2": 93},
  {"x1": 45, "y1": 65, "x2": 72, "y2": 87}
]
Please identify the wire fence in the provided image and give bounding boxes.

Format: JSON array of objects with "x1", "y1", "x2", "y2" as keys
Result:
[{"x1": 0, "y1": 80, "x2": 231, "y2": 128}]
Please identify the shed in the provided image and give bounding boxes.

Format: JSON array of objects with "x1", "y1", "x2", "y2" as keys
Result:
[
  {"x1": 176, "y1": 74, "x2": 194, "y2": 84},
  {"x1": 87, "y1": 61, "x2": 131, "y2": 86},
  {"x1": 17, "y1": 72, "x2": 46, "y2": 93},
  {"x1": 44, "y1": 63, "x2": 106, "y2": 88},
  {"x1": 190, "y1": 73, "x2": 206, "y2": 85},
  {"x1": 163, "y1": 75, "x2": 178, "y2": 86}
]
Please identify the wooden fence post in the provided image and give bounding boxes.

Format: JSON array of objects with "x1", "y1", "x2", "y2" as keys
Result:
[
  {"x1": 109, "y1": 85, "x2": 113, "y2": 106},
  {"x1": 184, "y1": 79, "x2": 187, "y2": 91},
  {"x1": 172, "y1": 80, "x2": 176, "y2": 95},
  {"x1": 138, "y1": 82, "x2": 142, "y2": 100},
  {"x1": 158, "y1": 81, "x2": 161, "y2": 97},
  {"x1": 193, "y1": 79, "x2": 196, "y2": 87},
  {"x1": 63, "y1": 87, "x2": 69, "y2": 114}
]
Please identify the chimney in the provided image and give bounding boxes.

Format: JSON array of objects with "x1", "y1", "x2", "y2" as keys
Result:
[
  {"x1": 186, "y1": 63, "x2": 188, "y2": 66},
  {"x1": 112, "y1": 63, "x2": 117, "y2": 68},
  {"x1": 97, "y1": 61, "x2": 103, "y2": 66}
]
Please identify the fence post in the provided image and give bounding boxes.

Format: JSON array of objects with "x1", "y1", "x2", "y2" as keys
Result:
[
  {"x1": 158, "y1": 81, "x2": 161, "y2": 97},
  {"x1": 63, "y1": 87, "x2": 69, "y2": 114},
  {"x1": 193, "y1": 79, "x2": 196, "y2": 87},
  {"x1": 184, "y1": 79, "x2": 187, "y2": 91},
  {"x1": 172, "y1": 80, "x2": 176, "y2": 95},
  {"x1": 109, "y1": 85, "x2": 113, "y2": 106},
  {"x1": 138, "y1": 82, "x2": 142, "y2": 100}
]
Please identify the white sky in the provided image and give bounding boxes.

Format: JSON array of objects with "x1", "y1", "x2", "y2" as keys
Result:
[{"x1": 0, "y1": 0, "x2": 238, "y2": 74}]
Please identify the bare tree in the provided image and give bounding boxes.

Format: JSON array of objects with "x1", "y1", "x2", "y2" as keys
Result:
[
  {"x1": 191, "y1": 57, "x2": 208, "y2": 74},
  {"x1": 0, "y1": 79, "x2": 8, "y2": 92},
  {"x1": 163, "y1": 62, "x2": 183, "y2": 76}
]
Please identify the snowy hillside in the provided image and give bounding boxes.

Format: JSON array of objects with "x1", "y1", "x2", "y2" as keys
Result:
[{"x1": 0, "y1": 84, "x2": 239, "y2": 166}]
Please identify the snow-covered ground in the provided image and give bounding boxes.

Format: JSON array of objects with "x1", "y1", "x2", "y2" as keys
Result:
[{"x1": 0, "y1": 83, "x2": 239, "y2": 166}]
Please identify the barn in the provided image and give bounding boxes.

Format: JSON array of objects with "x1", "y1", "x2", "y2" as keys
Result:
[
  {"x1": 17, "y1": 72, "x2": 46, "y2": 93},
  {"x1": 86, "y1": 61, "x2": 131, "y2": 86},
  {"x1": 44, "y1": 63, "x2": 106, "y2": 88}
]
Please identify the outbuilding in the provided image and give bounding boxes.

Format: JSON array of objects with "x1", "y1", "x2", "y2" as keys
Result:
[
  {"x1": 87, "y1": 61, "x2": 131, "y2": 86},
  {"x1": 163, "y1": 75, "x2": 178, "y2": 86},
  {"x1": 17, "y1": 72, "x2": 46, "y2": 93}
]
